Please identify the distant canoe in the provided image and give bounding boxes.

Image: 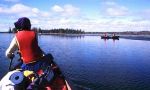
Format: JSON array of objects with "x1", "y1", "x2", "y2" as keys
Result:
[
  {"x1": 111, "y1": 36, "x2": 119, "y2": 39},
  {"x1": 101, "y1": 36, "x2": 110, "y2": 39},
  {"x1": 101, "y1": 36, "x2": 119, "y2": 40}
]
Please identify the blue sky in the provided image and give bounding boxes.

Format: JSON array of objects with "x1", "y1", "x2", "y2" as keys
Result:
[{"x1": 0, "y1": 0, "x2": 150, "y2": 32}]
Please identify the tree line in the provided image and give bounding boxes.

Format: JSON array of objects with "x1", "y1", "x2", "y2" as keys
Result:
[
  {"x1": 85, "y1": 31, "x2": 150, "y2": 35},
  {"x1": 8, "y1": 27, "x2": 85, "y2": 34},
  {"x1": 7, "y1": 27, "x2": 150, "y2": 35}
]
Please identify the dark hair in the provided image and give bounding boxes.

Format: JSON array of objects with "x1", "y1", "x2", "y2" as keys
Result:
[{"x1": 14, "y1": 17, "x2": 31, "y2": 30}]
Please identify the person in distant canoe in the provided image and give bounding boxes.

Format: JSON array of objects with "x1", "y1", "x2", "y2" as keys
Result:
[
  {"x1": 5, "y1": 17, "x2": 48, "y2": 72},
  {"x1": 113, "y1": 33, "x2": 116, "y2": 36},
  {"x1": 104, "y1": 33, "x2": 107, "y2": 37}
]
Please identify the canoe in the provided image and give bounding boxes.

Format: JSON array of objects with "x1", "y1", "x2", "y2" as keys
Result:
[
  {"x1": 101, "y1": 36, "x2": 110, "y2": 39},
  {"x1": 0, "y1": 53, "x2": 71, "y2": 90},
  {"x1": 101, "y1": 36, "x2": 119, "y2": 40},
  {"x1": 111, "y1": 36, "x2": 119, "y2": 39}
]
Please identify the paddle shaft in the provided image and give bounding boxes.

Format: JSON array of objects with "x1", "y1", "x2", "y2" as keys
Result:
[{"x1": 8, "y1": 58, "x2": 13, "y2": 71}]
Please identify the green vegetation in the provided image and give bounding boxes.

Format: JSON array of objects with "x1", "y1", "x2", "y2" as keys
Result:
[
  {"x1": 8, "y1": 27, "x2": 85, "y2": 34},
  {"x1": 85, "y1": 31, "x2": 150, "y2": 35},
  {"x1": 37, "y1": 28, "x2": 84, "y2": 34},
  {"x1": 3, "y1": 27, "x2": 150, "y2": 35}
]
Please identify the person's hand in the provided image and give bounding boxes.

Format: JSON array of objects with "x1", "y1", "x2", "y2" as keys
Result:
[{"x1": 7, "y1": 53, "x2": 15, "y2": 59}]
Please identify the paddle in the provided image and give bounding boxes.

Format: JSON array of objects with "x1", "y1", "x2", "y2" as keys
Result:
[{"x1": 8, "y1": 54, "x2": 15, "y2": 71}]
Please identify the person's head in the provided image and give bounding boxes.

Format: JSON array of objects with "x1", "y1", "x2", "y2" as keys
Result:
[{"x1": 14, "y1": 17, "x2": 31, "y2": 30}]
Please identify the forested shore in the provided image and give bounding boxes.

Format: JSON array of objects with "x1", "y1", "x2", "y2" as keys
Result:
[{"x1": 4, "y1": 27, "x2": 150, "y2": 35}]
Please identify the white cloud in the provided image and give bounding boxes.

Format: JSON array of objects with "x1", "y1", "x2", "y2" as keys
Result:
[
  {"x1": 0, "y1": 4, "x2": 34, "y2": 15},
  {"x1": 101, "y1": 1, "x2": 129, "y2": 16},
  {"x1": 32, "y1": 8, "x2": 39, "y2": 13},
  {"x1": 63, "y1": 4, "x2": 80, "y2": 16},
  {"x1": 10, "y1": 4, "x2": 31, "y2": 13},
  {"x1": 31, "y1": 19, "x2": 39, "y2": 25},
  {"x1": 41, "y1": 12, "x2": 50, "y2": 17},
  {"x1": 0, "y1": 3, "x2": 51, "y2": 17},
  {"x1": 52, "y1": 5, "x2": 64, "y2": 12},
  {"x1": 51, "y1": 4, "x2": 80, "y2": 17},
  {"x1": 106, "y1": 6, "x2": 128, "y2": 16}
]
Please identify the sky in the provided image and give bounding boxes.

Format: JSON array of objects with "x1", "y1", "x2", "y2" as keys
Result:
[{"x1": 0, "y1": 0, "x2": 150, "y2": 32}]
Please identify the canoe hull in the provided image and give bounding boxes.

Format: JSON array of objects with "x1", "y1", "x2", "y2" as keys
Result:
[{"x1": 101, "y1": 36, "x2": 119, "y2": 40}]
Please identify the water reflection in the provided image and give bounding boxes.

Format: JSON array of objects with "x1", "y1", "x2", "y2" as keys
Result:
[
  {"x1": 102, "y1": 38, "x2": 119, "y2": 44},
  {"x1": 39, "y1": 34, "x2": 85, "y2": 39}
]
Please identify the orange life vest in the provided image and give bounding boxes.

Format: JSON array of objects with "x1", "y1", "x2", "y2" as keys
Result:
[{"x1": 16, "y1": 30, "x2": 43, "y2": 64}]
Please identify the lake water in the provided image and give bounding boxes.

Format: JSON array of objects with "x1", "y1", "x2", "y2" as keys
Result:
[{"x1": 1, "y1": 33, "x2": 150, "y2": 90}]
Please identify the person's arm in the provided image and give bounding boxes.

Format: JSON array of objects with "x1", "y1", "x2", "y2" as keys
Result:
[
  {"x1": 34, "y1": 31, "x2": 45, "y2": 56},
  {"x1": 5, "y1": 37, "x2": 18, "y2": 59}
]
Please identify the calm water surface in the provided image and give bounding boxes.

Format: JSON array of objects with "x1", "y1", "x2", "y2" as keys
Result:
[{"x1": 0, "y1": 33, "x2": 150, "y2": 90}]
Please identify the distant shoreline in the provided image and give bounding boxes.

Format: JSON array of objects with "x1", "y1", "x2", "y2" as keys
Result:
[
  {"x1": 39, "y1": 33, "x2": 150, "y2": 41},
  {"x1": 40, "y1": 33, "x2": 150, "y2": 41},
  {"x1": 0, "y1": 32, "x2": 150, "y2": 41},
  {"x1": 119, "y1": 35, "x2": 150, "y2": 41}
]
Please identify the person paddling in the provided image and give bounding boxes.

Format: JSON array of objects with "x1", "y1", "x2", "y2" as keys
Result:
[
  {"x1": 5, "y1": 17, "x2": 71, "y2": 90},
  {"x1": 5, "y1": 17, "x2": 48, "y2": 72}
]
